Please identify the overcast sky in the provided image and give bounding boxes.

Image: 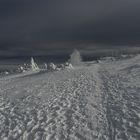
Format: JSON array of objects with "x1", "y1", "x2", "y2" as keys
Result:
[{"x1": 0, "y1": 0, "x2": 140, "y2": 57}]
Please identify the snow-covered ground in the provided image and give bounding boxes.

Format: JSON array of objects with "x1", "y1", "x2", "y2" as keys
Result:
[{"x1": 0, "y1": 55, "x2": 140, "y2": 140}]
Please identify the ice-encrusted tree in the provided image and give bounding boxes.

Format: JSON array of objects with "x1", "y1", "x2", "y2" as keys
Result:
[
  {"x1": 44, "y1": 63, "x2": 48, "y2": 70},
  {"x1": 70, "y1": 49, "x2": 82, "y2": 66},
  {"x1": 31, "y1": 57, "x2": 40, "y2": 71}
]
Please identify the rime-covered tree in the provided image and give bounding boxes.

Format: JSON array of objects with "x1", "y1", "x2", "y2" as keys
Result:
[
  {"x1": 70, "y1": 49, "x2": 82, "y2": 66},
  {"x1": 31, "y1": 57, "x2": 40, "y2": 71}
]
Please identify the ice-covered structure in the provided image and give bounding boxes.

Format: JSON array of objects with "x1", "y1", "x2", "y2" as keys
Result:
[{"x1": 70, "y1": 49, "x2": 82, "y2": 66}]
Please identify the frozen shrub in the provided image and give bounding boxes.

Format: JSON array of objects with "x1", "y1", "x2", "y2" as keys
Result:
[
  {"x1": 44, "y1": 63, "x2": 48, "y2": 70},
  {"x1": 70, "y1": 49, "x2": 82, "y2": 66},
  {"x1": 49, "y1": 62, "x2": 56, "y2": 70}
]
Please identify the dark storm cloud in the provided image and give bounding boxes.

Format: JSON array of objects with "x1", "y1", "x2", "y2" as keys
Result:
[{"x1": 0, "y1": 0, "x2": 140, "y2": 57}]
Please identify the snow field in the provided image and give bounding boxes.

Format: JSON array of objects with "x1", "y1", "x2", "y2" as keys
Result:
[{"x1": 0, "y1": 55, "x2": 140, "y2": 140}]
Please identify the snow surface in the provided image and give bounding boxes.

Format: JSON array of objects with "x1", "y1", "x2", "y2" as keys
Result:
[{"x1": 0, "y1": 55, "x2": 140, "y2": 140}]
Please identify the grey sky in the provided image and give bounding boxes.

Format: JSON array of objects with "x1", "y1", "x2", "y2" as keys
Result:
[{"x1": 0, "y1": 0, "x2": 140, "y2": 57}]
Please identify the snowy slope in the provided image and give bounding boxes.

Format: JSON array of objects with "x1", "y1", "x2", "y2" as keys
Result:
[
  {"x1": 100, "y1": 55, "x2": 140, "y2": 140},
  {"x1": 0, "y1": 55, "x2": 140, "y2": 140}
]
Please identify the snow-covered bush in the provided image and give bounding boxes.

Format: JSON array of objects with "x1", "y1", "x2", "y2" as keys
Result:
[
  {"x1": 4, "y1": 71, "x2": 9, "y2": 75},
  {"x1": 44, "y1": 63, "x2": 48, "y2": 70},
  {"x1": 17, "y1": 66, "x2": 26, "y2": 73},
  {"x1": 17, "y1": 63, "x2": 30, "y2": 73},
  {"x1": 65, "y1": 62, "x2": 74, "y2": 69},
  {"x1": 55, "y1": 64, "x2": 65, "y2": 71},
  {"x1": 70, "y1": 49, "x2": 82, "y2": 66},
  {"x1": 49, "y1": 62, "x2": 56, "y2": 71}
]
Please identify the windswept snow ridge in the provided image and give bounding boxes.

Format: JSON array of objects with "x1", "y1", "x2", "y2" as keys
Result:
[{"x1": 0, "y1": 55, "x2": 140, "y2": 140}]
